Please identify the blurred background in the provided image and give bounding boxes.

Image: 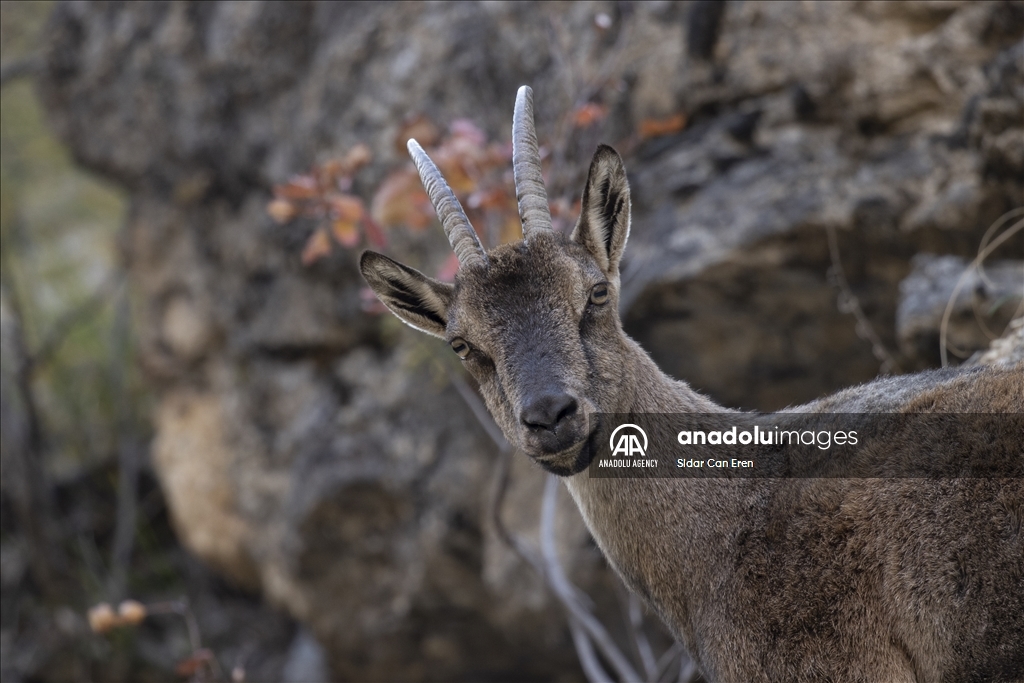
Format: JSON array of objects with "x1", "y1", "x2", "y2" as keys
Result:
[{"x1": 1, "y1": 1, "x2": 1021, "y2": 681}]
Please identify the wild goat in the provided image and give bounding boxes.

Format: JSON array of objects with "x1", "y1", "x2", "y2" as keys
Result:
[{"x1": 361, "y1": 86, "x2": 1023, "y2": 682}]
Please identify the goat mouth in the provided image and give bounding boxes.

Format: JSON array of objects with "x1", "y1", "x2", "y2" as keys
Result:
[{"x1": 531, "y1": 421, "x2": 601, "y2": 477}]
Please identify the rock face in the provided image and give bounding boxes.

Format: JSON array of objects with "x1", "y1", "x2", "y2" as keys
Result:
[
  {"x1": 38, "y1": 1, "x2": 1023, "y2": 679},
  {"x1": 620, "y1": 2, "x2": 1023, "y2": 408}
]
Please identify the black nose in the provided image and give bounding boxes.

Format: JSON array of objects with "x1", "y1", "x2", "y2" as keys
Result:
[{"x1": 521, "y1": 393, "x2": 578, "y2": 432}]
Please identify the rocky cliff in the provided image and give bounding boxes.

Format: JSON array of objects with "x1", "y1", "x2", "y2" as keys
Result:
[{"x1": 38, "y1": 1, "x2": 1022, "y2": 679}]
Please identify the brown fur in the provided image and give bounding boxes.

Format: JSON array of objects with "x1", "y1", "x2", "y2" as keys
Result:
[{"x1": 362, "y1": 141, "x2": 1024, "y2": 682}]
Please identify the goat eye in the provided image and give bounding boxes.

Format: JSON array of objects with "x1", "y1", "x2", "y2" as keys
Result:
[
  {"x1": 450, "y1": 338, "x2": 471, "y2": 359},
  {"x1": 590, "y1": 283, "x2": 610, "y2": 305}
]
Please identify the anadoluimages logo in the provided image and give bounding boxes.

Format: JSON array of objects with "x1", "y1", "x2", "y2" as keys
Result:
[{"x1": 610, "y1": 424, "x2": 648, "y2": 457}]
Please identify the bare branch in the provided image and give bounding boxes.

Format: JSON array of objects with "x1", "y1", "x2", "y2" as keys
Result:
[
  {"x1": 940, "y1": 212, "x2": 1024, "y2": 366},
  {"x1": 975, "y1": 207, "x2": 1024, "y2": 287},
  {"x1": 148, "y1": 599, "x2": 225, "y2": 681},
  {"x1": 677, "y1": 655, "x2": 698, "y2": 683},
  {"x1": 963, "y1": 208, "x2": 1024, "y2": 344},
  {"x1": 453, "y1": 367, "x2": 661, "y2": 683},
  {"x1": 541, "y1": 475, "x2": 641, "y2": 682},
  {"x1": 453, "y1": 367, "x2": 549, "y2": 573},
  {"x1": 0, "y1": 269, "x2": 63, "y2": 596},
  {"x1": 107, "y1": 291, "x2": 140, "y2": 602},
  {"x1": 150, "y1": 599, "x2": 205, "y2": 653},
  {"x1": 654, "y1": 642, "x2": 684, "y2": 682},
  {"x1": 628, "y1": 593, "x2": 657, "y2": 680},
  {"x1": 465, "y1": 375, "x2": 616, "y2": 681},
  {"x1": 825, "y1": 224, "x2": 902, "y2": 374},
  {"x1": 450, "y1": 372, "x2": 509, "y2": 452},
  {"x1": 570, "y1": 616, "x2": 614, "y2": 683}
]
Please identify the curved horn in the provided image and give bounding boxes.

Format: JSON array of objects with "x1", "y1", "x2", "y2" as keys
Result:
[
  {"x1": 512, "y1": 86, "x2": 551, "y2": 240},
  {"x1": 407, "y1": 139, "x2": 488, "y2": 269}
]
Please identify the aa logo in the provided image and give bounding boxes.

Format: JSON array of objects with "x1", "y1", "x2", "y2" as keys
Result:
[{"x1": 610, "y1": 424, "x2": 648, "y2": 457}]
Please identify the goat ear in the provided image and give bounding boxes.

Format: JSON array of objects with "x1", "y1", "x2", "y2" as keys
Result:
[
  {"x1": 359, "y1": 251, "x2": 453, "y2": 338},
  {"x1": 571, "y1": 144, "x2": 631, "y2": 275}
]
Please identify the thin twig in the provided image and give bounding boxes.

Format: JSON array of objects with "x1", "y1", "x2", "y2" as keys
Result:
[
  {"x1": 825, "y1": 224, "x2": 902, "y2": 374},
  {"x1": 677, "y1": 654, "x2": 698, "y2": 683},
  {"x1": 451, "y1": 367, "x2": 550, "y2": 577},
  {"x1": 940, "y1": 214, "x2": 1024, "y2": 366},
  {"x1": 180, "y1": 600, "x2": 203, "y2": 653},
  {"x1": 454, "y1": 370, "x2": 670, "y2": 682},
  {"x1": 147, "y1": 600, "x2": 202, "y2": 651},
  {"x1": 974, "y1": 207, "x2": 1024, "y2": 287},
  {"x1": 654, "y1": 642, "x2": 684, "y2": 682},
  {"x1": 970, "y1": 290, "x2": 1001, "y2": 342},
  {"x1": 77, "y1": 533, "x2": 110, "y2": 592},
  {"x1": 150, "y1": 599, "x2": 226, "y2": 681},
  {"x1": 108, "y1": 290, "x2": 139, "y2": 601},
  {"x1": 570, "y1": 617, "x2": 615, "y2": 683},
  {"x1": 450, "y1": 372, "x2": 508, "y2": 451},
  {"x1": 488, "y1": 446, "x2": 546, "y2": 571},
  {"x1": 968, "y1": 208, "x2": 1024, "y2": 342},
  {"x1": 0, "y1": 265, "x2": 62, "y2": 597},
  {"x1": 459, "y1": 375, "x2": 616, "y2": 680},
  {"x1": 541, "y1": 475, "x2": 642, "y2": 682},
  {"x1": 628, "y1": 593, "x2": 658, "y2": 680}
]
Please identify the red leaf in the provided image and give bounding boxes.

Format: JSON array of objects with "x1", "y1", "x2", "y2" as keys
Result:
[
  {"x1": 274, "y1": 175, "x2": 319, "y2": 200},
  {"x1": 639, "y1": 112, "x2": 688, "y2": 139},
  {"x1": 175, "y1": 649, "x2": 214, "y2": 677},
  {"x1": 319, "y1": 159, "x2": 344, "y2": 184},
  {"x1": 331, "y1": 219, "x2": 360, "y2": 248},
  {"x1": 372, "y1": 169, "x2": 432, "y2": 230},
  {"x1": 487, "y1": 140, "x2": 514, "y2": 165},
  {"x1": 449, "y1": 118, "x2": 487, "y2": 147},
  {"x1": 362, "y1": 216, "x2": 388, "y2": 248},
  {"x1": 328, "y1": 194, "x2": 365, "y2": 222},
  {"x1": 429, "y1": 137, "x2": 481, "y2": 194},
  {"x1": 339, "y1": 143, "x2": 372, "y2": 175},
  {"x1": 396, "y1": 114, "x2": 441, "y2": 152},
  {"x1": 572, "y1": 102, "x2": 608, "y2": 128},
  {"x1": 301, "y1": 228, "x2": 333, "y2": 265},
  {"x1": 267, "y1": 199, "x2": 298, "y2": 224}
]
